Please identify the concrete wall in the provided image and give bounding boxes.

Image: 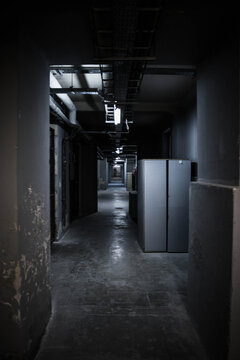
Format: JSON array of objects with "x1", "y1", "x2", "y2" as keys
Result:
[
  {"x1": 172, "y1": 104, "x2": 197, "y2": 162},
  {"x1": 188, "y1": 183, "x2": 240, "y2": 360},
  {"x1": 0, "y1": 39, "x2": 20, "y2": 359},
  {"x1": 197, "y1": 37, "x2": 239, "y2": 186},
  {"x1": 0, "y1": 36, "x2": 51, "y2": 359},
  {"x1": 98, "y1": 159, "x2": 107, "y2": 190},
  {"x1": 127, "y1": 158, "x2": 136, "y2": 173},
  {"x1": 188, "y1": 34, "x2": 240, "y2": 360}
]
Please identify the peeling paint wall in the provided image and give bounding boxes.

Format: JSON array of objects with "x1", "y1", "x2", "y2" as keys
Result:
[
  {"x1": 0, "y1": 39, "x2": 22, "y2": 357},
  {"x1": 0, "y1": 35, "x2": 51, "y2": 359},
  {"x1": 18, "y1": 36, "x2": 51, "y2": 357}
]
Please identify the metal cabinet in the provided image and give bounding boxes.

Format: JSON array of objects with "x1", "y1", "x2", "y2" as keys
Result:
[
  {"x1": 168, "y1": 160, "x2": 190, "y2": 252},
  {"x1": 137, "y1": 159, "x2": 190, "y2": 252},
  {"x1": 138, "y1": 160, "x2": 167, "y2": 252}
]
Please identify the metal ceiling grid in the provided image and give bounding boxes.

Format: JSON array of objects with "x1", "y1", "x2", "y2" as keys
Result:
[{"x1": 92, "y1": 0, "x2": 164, "y2": 148}]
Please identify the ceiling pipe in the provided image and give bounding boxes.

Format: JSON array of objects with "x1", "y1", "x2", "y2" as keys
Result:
[
  {"x1": 50, "y1": 72, "x2": 77, "y2": 125},
  {"x1": 97, "y1": 146, "x2": 104, "y2": 160},
  {"x1": 49, "y1": 76, "x2": 91, "y2": 141},
  {"x1": 50, "y1": 96, "x2": 91, "y2": 142},
  {"x1": 49, "y1": 96, "x2": 69, "y2": 123},
  {"x1": 50, "y1": 87, "x2": 99, "y2": 95},
  {"x1": 50, "y1": 87, "x2": 105, "y2": 103}
]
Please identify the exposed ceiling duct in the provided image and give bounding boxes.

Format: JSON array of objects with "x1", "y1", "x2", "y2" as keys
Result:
[
  {"x1": 50, "y1": 72, "x2": 77, "y2": 125},
  {"x1": 92, "y1": 0, "x2": 164, "y2": 150},
  {"x1": 50, "y1": 72, "x2": 93, "y2": 142},
  {"x1": 49, "y1": 96, "x2": 69, "y2": 124},
  {"x1": 49, "y1": 1, "x2": 197, "y2": 162}
]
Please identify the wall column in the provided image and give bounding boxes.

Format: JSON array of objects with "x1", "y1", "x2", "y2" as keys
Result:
[
  {"x1": 0, "y1": 36, "x2": 51, "y2": 359},
  {"x1": 188, "y1": 33, "x2": 240, "y2": 360}
]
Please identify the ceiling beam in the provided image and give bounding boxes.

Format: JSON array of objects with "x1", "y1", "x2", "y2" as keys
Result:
[
  {"x1": 144, "y1": 67, "x2": 196, "y2": 76},
  {"x1": 50, "y1": 66, "x2": 112, "y2": 74},
  {"x1": 94, "y1": 56, "x2": 156, "y2": 61},
  {"x1": 50, "y1": 66, "x2": 196, "y2": 76},
  {"x1": 50, "y1": 88, "x2": 99, "y2": 95}
]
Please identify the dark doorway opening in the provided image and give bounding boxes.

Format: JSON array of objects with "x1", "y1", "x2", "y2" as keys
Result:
[
  {"x1": 50, "y1": 128, "x2": 56, "y2": 242},
  {"x1": 62, "y1": 139, "x2": 67, "y2": 228},
  {"x1": 70, "y1": 142, "x2": 80, "y2": 222},
  {"x1": 108, "y1": 163, "x2": 125, "y2": 186}
]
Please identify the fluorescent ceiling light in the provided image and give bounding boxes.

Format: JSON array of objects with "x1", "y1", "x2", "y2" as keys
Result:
[
  {"x1": 114, "y1": 106, "x2": 121, "y2": 125},
  {"x1": 81, "y1": 64, "x2": 100, "y2": 68}
]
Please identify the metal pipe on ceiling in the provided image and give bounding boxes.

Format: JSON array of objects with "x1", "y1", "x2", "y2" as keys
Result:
[
  {"x1": 49, "y1": 96, "x2": 69, "y2": 123},
  {"x1": 50, "y1": 87, "x2": 99, "y2": 95},
  {"x1": 49, "y1": 74, "x2": 91, "y2": 141},
  {"x1": 50, "y1": 72, "x2": 77, "y2": 125}
]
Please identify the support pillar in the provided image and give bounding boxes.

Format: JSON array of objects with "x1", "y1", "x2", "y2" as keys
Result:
[{"x1": 0, "y1": 36, "x2": 51, "y2": 359}]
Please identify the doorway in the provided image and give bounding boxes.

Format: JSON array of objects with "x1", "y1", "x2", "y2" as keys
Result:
[
  {"x1": 108, "y1": 163, "x2": 125, "y2": 187},
  {"x1": 50, "y1": 128, "x2": 56, "y2": 242}
]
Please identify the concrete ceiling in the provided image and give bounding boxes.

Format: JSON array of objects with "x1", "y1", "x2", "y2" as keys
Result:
[
  {"x1": 41, "y1": 0, "x2": 233, "y2": 159},
  {"x1": 52, "y1": 69, "x2": 195, "y2": 112},
  {"x1": 137, "y1": 73, "x2": 196, "y2": 109}
]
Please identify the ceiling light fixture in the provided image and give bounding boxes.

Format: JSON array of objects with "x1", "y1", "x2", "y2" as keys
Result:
[{"x1": 114, "y1": 106, "x2": 121, "y2": 125}]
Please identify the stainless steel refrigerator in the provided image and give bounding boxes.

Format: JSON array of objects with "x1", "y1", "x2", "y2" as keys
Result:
[{"x1": 137, "y1": 159, "x2": 190, "y2": 252}]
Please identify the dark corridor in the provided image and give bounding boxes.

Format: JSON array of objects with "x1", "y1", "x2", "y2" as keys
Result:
[
  {"x1": 1, "y1": 2, "x2": 240, "y2": 360},
  {"x1": 35, "y1": 188, "x2": 207, "y2": 360}
]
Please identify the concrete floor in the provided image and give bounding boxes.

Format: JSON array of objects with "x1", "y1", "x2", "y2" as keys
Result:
[{"x1": 35, "y1": 188, "x2": 208, "y2": 360}]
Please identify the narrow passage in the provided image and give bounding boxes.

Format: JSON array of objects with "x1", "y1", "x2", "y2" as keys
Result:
[{"x1": 35, "y1": 188, "x2": 208, "y2": 360}]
